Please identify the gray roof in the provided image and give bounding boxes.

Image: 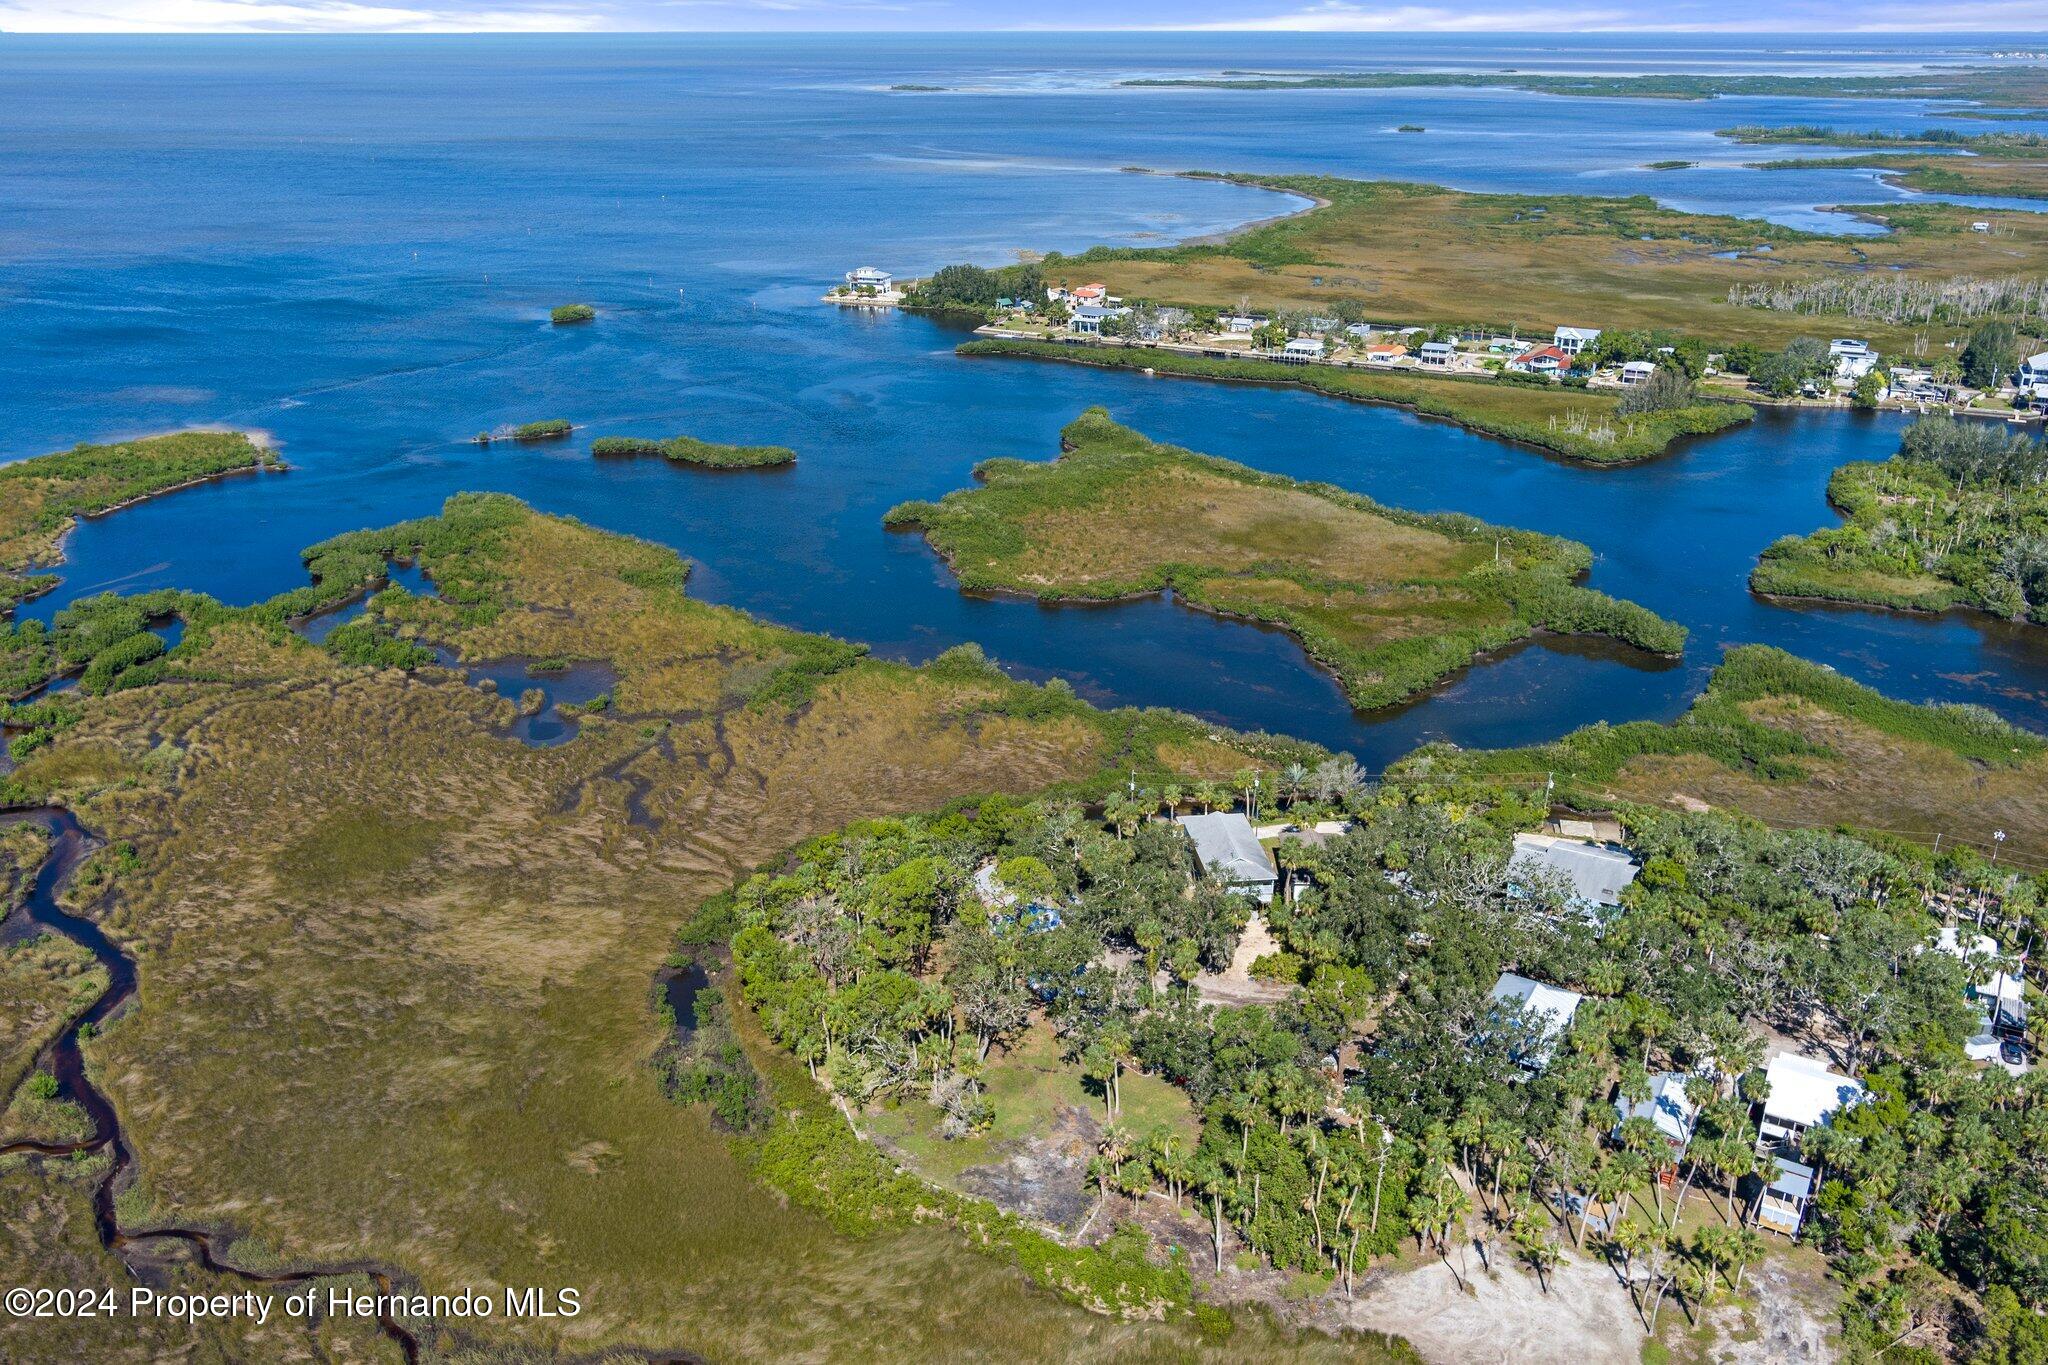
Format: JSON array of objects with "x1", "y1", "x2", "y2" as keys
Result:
[
  {"x1": 1613, "y1": 1071, "x2": 1699, "y2": 1148},
  {"x1": 1510, "y1": 834, "x2": 1639, "y2": 908},
  {"x1": 1176, "y1": 813, "x2": 1277, "y2": 885},
  {"x1": 1768, "y1": 1156, "x2": 1815, "y2": 1201},
  {"x1": 1073, "y1": 304, "x2": 1128, "y2": 320},
  {"x1": 1490, "y1": 972, "x2": 1585, "y2": 1036}
]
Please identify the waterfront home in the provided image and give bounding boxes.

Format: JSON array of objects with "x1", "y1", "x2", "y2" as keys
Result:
[
  {"x1": 1418, "y1": 340, "x2": 1455, "y2": 368},
  {"x1": 1757, "y1": 1051, "x2": 1867, "y2": 1147},
  {"x1": 1345, "y1": 322, "x2": 1375, "y2": 340},
  {"x1": 1829, "y1": 339, "x2": 1879, "y2": 381},
  {"x1": 1221, "y1": 314, "x2": 1265, "y2": 334},
  {"x1": 2020, "y1": 351, "x2": 2048, "y2": 387},
  {"x1": 1068, "y1": 304, "x2": 1131, "y2": 335},
  {"x1": 1554, "y1": 325, "x2": 1601, "y2": 355},
  {"x1": 1282, "y1": 336, "x2": 1326, "y2": 363},
  {"x1": 1754, "y1": 1156, "x2": 1817, "y2": 1237},
  {"x1": 1619, "y1": 360, "x2": 1657, "y2": 386},
  {"x1": 1507, "y1": 344, "x2": 1569, "y2": 376},
  {"x1": 1489, "y1": 972, "x2": 1585, "y2": 1073},
  {"x1": 1612, "y1": 1071, "x2": 1700, "y2": 1161},
  {"x1": 1176, "y1": 812, "x2": 1278, "y2": 903},
  {"x1": 845, "y1": 266, "x2": 894, "y2": 293},
  {"x1": 1509, "y1": 832, "x2": 1639, "y2": 919},
  {"x1": 1364, "y1": 344, "x2": 1407, "y2": 364},
  {"x1": 1071, "y1": 283, "x2": 1108, "y2": 305}
]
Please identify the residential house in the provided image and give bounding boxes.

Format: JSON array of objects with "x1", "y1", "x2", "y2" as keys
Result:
[
  {"x1": 1308, "y1": 316, "x2": 1341, "y2": 334},
  {"x1": 1612, "y1": 1071, "x2": 1701, "y2": 1167},
  {"x1": 1364, "y1": 344, "x2": 1407, "y2": 364},
  {"x1": 1507, "y1": 345, "x2": 1570, "y2": 377},
  {"x1": 1490, "y1": 972, "x2": 1586, "y2": 1072},
  {"x1": 1935, "y1": 926, "x2": 2028, "y2": 1055},
  {"x1": 971, "y1": 861, "x2": 1063, "y2": 933},
  {"x1": 844, "y1": 266, "x2": 893, "y2": 292},
  {"x1": 1509, "y1": 832, "x2": 1640, "y2": 919},
  {"x1": 1757, "y1": 1051, "x2": 1868, "y2": 1146},
  {"x1": 1220, "y1": 314, "x2": 1264, "y2": 335},
  {"x1": 1176, "y1": 812, "x2": 1278, "y2": 903},
  {"x1": 1345, "y1": 322, "x2": 1375, "y2": 341},
  {"x1": 1418, "y1": 340, "x2": 1455, "y2": 368},
  {"x1": 2019, "y1": 351, "x2": 2048, "y2": 388},
  {"x1": 1754, "y1": 1156, "x2": 1817, "y2": 1237},
  {"x1": 1070, "y1": 283, "x2": 1108, "y2": 306},
  {"x1": 1830, "y1": 339, "x2": 1879, "y2": 381},
  {"x1": 1281, "y1": 337, "x2": 1327, "y2": 363},
  {"x1": 1619, "y1": 360, "x2": 1658, "y2": 387},
  {"x1": 1554, "y1": 326, "x2": 1601, "y2": 356},
  {"x1": 1068, "y1": 304, "x2": 1130, "y2": 335}
]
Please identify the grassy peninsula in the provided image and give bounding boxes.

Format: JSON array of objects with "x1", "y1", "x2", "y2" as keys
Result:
[
  {"x1": 1752, "y1": 415, "x2": 2048, "y2": 622},
  {"x1": 1030, "y1": 171, "x2": 2048, "y2": 351},
  {"x1": 887, "y1": 408, "x2": 1684, "y2": 710},
  {"x1": 958, "y1": 338, "x2": 1748, "y2": 463},
  {"x1": 1419, "y1": 643, "x2": 2048, "y2": 860},
  {"x1": 591, "y1": 432, "x2": 797, "y2": 468},
  {"x1": 1725, "y1": 127, "x2": 2048, "y2": 201},
  {"x1": 0, "y1": 431, "x2": 276, "y2": 590}
]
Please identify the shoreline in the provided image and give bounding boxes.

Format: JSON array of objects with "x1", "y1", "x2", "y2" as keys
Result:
[{"x1": 1122, "y1": 168, "x2": 1330, "y2": 247}]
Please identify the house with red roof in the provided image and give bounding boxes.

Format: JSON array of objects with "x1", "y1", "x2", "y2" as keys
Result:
[{"x1": 1507, "y1": 344, "x2": 1570, "y2": 377}]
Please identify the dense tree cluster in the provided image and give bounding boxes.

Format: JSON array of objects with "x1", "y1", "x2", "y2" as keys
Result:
[{"x1": 718, "y1": 763, "x2": 2048, "y2": 1349}]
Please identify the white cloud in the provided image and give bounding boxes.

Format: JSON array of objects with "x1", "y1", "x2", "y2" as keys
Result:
[
  {"x1": 1141, "y1": 0, "x2": 2048, "y2": 30},
  {"x1": 0, "y1": 0, "x2": 602, "y2": 29},
  {"x1": 1157, "y1": 2, "x2": 1633, "y2": 30}
]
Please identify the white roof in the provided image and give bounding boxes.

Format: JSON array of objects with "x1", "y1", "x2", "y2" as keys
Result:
[
  {"x1": 972, "y1": 861, "x2": 1016, "y2": 909},
  {"x1": 1614, "y1": 1071, "x2": 1700, "y2": 1147},
  {"x1": 1284, "y1": 337, "x2": 1325, "y2": 353},
  {"x1": 1762, "y1": 1051, "x2": 1868, "y2": 1129},
  {"x1": 1829, "y1": 338, "x2": 1871, "y2": 355},
  {"x1": 2025, "y1": 351, "x2": 2048, "y2": 369},
  {"x1": 848, "y1": 265, "x2": 891, "y2": 280},
  {"x1": 1490, "y1": 972, "x2": 1584, "y2": 1038},
  {"x1": 1510, "y1": 833, "x2": 1639, "y2": 908},
  {"x1": 1419, "y1": 340, "x2": 1454, "y2": 354},
  {"x1": 1555, "y1": 326, "x2": 1601, "y2": 341},
  {"x1": 1621, "y1": 360, "x2": 1657, "y2": 375},
  {"x1": 1176, "y1": 813, "x2": 1277, "y2": 885}
]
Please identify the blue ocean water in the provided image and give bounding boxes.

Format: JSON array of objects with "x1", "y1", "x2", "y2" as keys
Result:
[{"x1": 3, "y1": 34, "x2": 2045, "y2": 764}]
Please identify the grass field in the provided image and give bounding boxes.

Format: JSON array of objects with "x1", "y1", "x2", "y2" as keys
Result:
[
  {"x1": 1040, "y1": 172, "x2": 2048, "y2": 352},
  {"x1": 958, "y1": 339, "x2": 1750, "y2": 463},
  {"x1": 0, "y1": 494, "x2": 1361, "y2": 1360},
  {"x1": 1417, "y1": 644, "x2": 2048, "y2": 864},
  {"x1": 888, "y1": 408, "x2": 1684, "y2": 711}
]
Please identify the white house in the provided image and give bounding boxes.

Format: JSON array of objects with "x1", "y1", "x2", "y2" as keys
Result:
[
  {"x1": 1176, "y1": 812, "x2": 1278, "y2": 903},
  {"x1": 2018, "y1": 352, "x2": 2048, "y2": 388},
  {"x1": 1613, "y1": 1070, "x2": 1701, "y2": 1154},
  {"x1": 1220, "y1": 314, "x2": 1264, "y2": 335},
  {"x1": 1068, "y1": 304, "x2": 1130, "y2": 335},
  {"x1": 1830, "y1": 339, "x2": 1879, "y2": 381},
  {"x1": 1755, "y1": 1156, "x2": 1817, "y2": 1236},
  {"x1": 1619, "y1": 360, "x2": 1657, "y2": 387},
  {"x1": 1508, "y1": 345, "x2": 1570, "y2": 376},
  {"x1": 1281, "y1": 337, "x2": 1326, "y2": 363},
  {"x1": 1758, "y1": 1051, "x2": 1868, "y2": 1145},
  {"x1": 1509, "y1": 833, "x2": 1640, "y2": 917},
  {"x1": 844, "y1": 266, "x2": 893, "y2": 292},
  {"x1": 1418, "y1": 340, "x2": 1455, "y2": 368},
  {"x1": 1554, "y1": 326, "x2": 1601, "y2": 356},
  {"x1": 1490, "y1": 972, "x2": 1585, "y2": 1071}
]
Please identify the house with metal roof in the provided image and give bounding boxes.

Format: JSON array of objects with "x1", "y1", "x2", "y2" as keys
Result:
[
  {"x1": 1509, "y1": 833, "x2": 1639, "y2": 919},
  {"x1": 1281, "y1": 337, "x2": 1326, "y2": 363},
  {"x1": 1612, "y1": 1071, "x2": 1700, "y2": 1155},
  {"x1": 1418, "y1": 340, "x2": 1455, "y2": 368},
  {"x1": 1490, "y1": 972, "x2": 1585, "y2": 1072},
  {"x1": 1176, "y1": 812, "x2": 1278, "y2": 903},
  {"x1": 1754, "y1": 1156, "x2": 1817, "y2": 1236},
  {"x1": 1758, "y1": 1051, "x2": 1867, "y2": 1146}
]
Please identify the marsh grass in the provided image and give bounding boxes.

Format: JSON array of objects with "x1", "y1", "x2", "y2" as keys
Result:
[
  {"x1": 1037, "y1": 171, "x2": 2048, "y2": 350},
  {"x1": 1424, "y1": 644, "x2": 2048, "y2": 858},
  {"x1": 889, "y1": 409, "x2": 1684, "y2": 710},
  {"x1": 2, "y1": 496, "x2": 1344, "y2": 1359}
]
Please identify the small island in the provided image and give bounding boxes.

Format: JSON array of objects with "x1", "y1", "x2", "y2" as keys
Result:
[
  {"x1": 1752, "y1": 414, "x2": 2048, "y2": 624},
  {"x1": 887, "y1": 408, "x2": 1684, "y2": 710},
  {"x1": 591, "y1": 433, "x2": 796, "y2": 469},
  {"x1": 485, "y1": 419, "x2": 572, "y2": 443},
  {"x1": 550, "y1": 303, "x2": 596, "y2": 325},
  {"x1": 1395, "y1": 123, "x2": 1425, "y2": 132}
]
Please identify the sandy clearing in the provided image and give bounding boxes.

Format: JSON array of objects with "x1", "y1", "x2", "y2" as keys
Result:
[{"x1": 1337, "y1": 1246, "x2": 1646, "y2": 1365}]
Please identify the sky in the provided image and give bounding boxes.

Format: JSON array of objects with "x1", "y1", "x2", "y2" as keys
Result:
[{"x1": 2, "y1": 0, "x2": 2047, "y2": 37}]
